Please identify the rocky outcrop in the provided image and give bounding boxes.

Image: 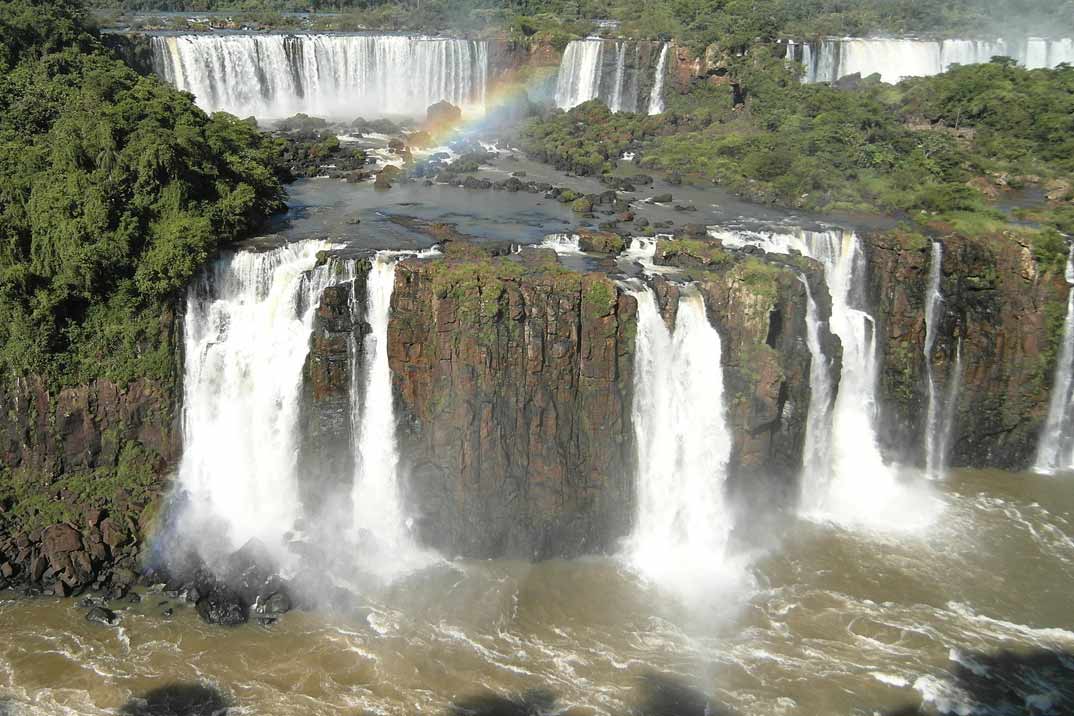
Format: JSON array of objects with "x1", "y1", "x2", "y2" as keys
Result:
[
  {"x1": 299, "y1": 259, "x2": 371, "y2": 519},
  {"x1": 386, "y1": 245, "x2": 637, "y2": 559},
  {"x1": 0, "y1": 373, "x2": 178, "y2": 595},
  {"x1": 864, "y1": 230, "x2": 1067, "y2": 469},
  {"x1": 653, "y1": 239, "x2": 840, "y2": 511}
]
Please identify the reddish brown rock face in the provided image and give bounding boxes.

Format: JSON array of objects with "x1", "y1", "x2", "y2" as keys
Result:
[
  {"x1": 385, "y1": 252, "x2": 637, "y2": 559},
  {"x1": 865, "y1": 231, "x2": 1067, "y2": 469}
]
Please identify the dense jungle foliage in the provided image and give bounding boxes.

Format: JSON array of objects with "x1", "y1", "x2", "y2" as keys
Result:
[
  {"x1": 520, "y1": 52, "x2": 1074, "y2": 240},
  {"x1": 91, "y1": 0, "x2": 1074, "y2": 50},
  {"x1": 0, "y1": 0, "x2": 286, "y2": 387}
]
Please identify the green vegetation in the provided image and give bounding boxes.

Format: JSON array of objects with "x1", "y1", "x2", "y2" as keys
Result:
[
  {"x1": 90, "y1": 0, "x2": 1074, "y2": 50},
  {"x1": 1, "y1": 0, "x2": 285, "y2": 387}
]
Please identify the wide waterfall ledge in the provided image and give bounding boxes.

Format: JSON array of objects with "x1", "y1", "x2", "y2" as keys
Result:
[{"x1": 150, "y1": 33, "x2": 490, "y2": 120}]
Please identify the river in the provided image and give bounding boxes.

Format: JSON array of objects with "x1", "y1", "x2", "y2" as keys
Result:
[{"x1": 2, "y1": 469, "x2": 1071, "y2": 716}]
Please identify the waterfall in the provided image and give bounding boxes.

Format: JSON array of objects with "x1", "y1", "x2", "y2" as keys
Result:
[
  {"x1": 937, "y1": 340, "x2": 963, "y2": 474},
  {"x1": 923, "y1": 241, "x2": 945, "y2": 479},
  {"x1": 555, "y1": 39, "x2": 604, "y2": 110},
  {"x1": 555, "y1": 39, "x2": 652, "y2": 112},
  {"x1": 539, "y1": 233, "x2": 583, "y2": 254},
  {"x1": 150, "y1": 34, "x2": 489, "y2": 119},
  {"x1": 177, "y1": 239, "x2": 338, "y2": 564},
  {"x1": 626, "y1": 285, "x2": 746, "y2": 595},
  {"x1": 350, "y1": 250, "x2": 440, "y2": 578},
  {"x1": 790, "y1": 37, "x2": 1074, "y2": 83},
  {"x1": 712, "y1": 228, "x2": 941, "y2": 530},
  {"x1": 608, "y1": 42, "x2": 628, "y2": 112},
  {"x1": 799, "y1": 276, "x2": 833, "y2": 511},
  {"x1": 647, "y1": 43, "x2": 669, "y2": 115},
  {"x1": 1035, "y1": 248, "x2": 1074, "y2": 474}
]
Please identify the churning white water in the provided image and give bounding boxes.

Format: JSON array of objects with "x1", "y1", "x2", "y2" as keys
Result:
[
  {"x1": 350, "y1": 251, "x2": 440, "y2": 579},
  {"x1": 178, "y1": 240, "x2": 338, "y2": 565},
  {"x1": 923, "y1": 241, "x2": 946, "y2": 480},
  {"x1": 626, "y1": 286, "x2": 747, "y2": 598},
  {"x1": 539, "y1": 233, "x2": 583, "y2": 254},
  {"x1": 1035, "y1": 248, "x2": 1074, "y2": 474},
  {"x1": 788, "y1": 37, "x2": 1074, "y2": 83},
  {"x1": 712, "y1": 228, "x2": 941, "y2": 531},
  {"x1": 647, "y1": 44, "x2": 669, "y2": 115},
  {"x1": 150, "y1": 34, "x2": 488, "y2": 119}
]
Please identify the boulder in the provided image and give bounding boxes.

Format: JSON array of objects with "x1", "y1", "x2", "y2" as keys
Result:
[
  {"x1": 85, "y1": 606, "x2": 119, "y2": 626},
  {"x1": 253, "y1": 591, "x2": 292, "y2": 617},
  {"x1": 196, "y1": 590, "x2": 248, "y2": 627},
  {"x1": 100, "y1": 519, "x2": 129, "y2": 550},
  {"x1": 651, "y1": 193, "x2": 673, "y2": 203},
  {"x1": 424, "y1": 100, "x2": 462, "y2": 133},
  {"x1": 43, "y1": 525, "x2": 81, "y2": 555},
  {"x1": 577, "y1": 230, "x2": 627, "y2": 254}
]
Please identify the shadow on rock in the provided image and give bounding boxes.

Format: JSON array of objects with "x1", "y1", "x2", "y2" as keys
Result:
[
  {"x1": 448, "y1": 688, "x2": 557, "y2": 716},
  {"x1": 633, "y1": 671, "x2": 737, "y2": 716},
  {"x1": 119, "y1": 683, "x2": 232, "y2": 716},
  {"x1": 882, "y1": 648, "x2": 1074, "y2": 715}
]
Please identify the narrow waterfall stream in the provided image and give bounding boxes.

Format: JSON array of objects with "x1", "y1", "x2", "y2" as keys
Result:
[
  {"x1": 1035, "y1": 247, "x2": 1074, "y2": 474},
  {"x1": 647, "y1": 44, "x2": 669, "y2": 114},
  {"x1": 176, "y1": 240, "x2": 338, "y2": 566},
  {"x1": 712, "y1": 228, "x2": 941, "y2": 530},
  {"x1": 350, "y1": 252, "x2": 438, "y2": 578},
  {"x1": 923, "y1": 241, "x2": 945, "y2": 479},
  {"x1": 626, "y1": 285, "x2": 749, "y2": 599},
  {"x1": 799, "y1": 276, "x2": 834, "y2": 511}
]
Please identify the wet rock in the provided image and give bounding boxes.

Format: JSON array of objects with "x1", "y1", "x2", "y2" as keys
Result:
[
  {"x1": 651, "y1": 193, "x2": 673, "y2": 203},
  {"x1": 43, "y1": 524, "x2": 82, "y2": 555},
  {"x1": 85, "y1": 606, "x2": 119, "y2": 626},
  {"x1": 577, "y1": 229, "x2": 627, "y2": 254},
  {"x1": 161, "y1": 607, "x2": 173, "y2": 618},
  {"x1": 424, "y1": 100, "x2": 462, "y2": 133},
  {"x1": 253, "y1": 591, "x2": 291, "y2": 617},
  {"x1": 195, "y1": 590, "x2": 247, "y2": 627}
]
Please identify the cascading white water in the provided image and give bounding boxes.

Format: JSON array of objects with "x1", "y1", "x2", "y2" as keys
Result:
[
  {"x1": 799, "y1": 276, "x2": 834, "y2": 511},
  {"x1": 1035, "y1": 248, "x2": 1074, "y2": 474},
  {"x1": 539, "y1": 233, "x2": 583, "y2": 254},
  {"x1": 151, "y1": 34, "x2": 488, "y2": 119},
  {"x1": 711, "y1": 228, "x2": 941, "y2": 530},
  {"x1": 555, "y1": 39, "x2": 659, "y2": 112},
  {"x1": 178, "y1": 240, "x2": 337, "y2": 565},
  {"x1": 937, "y1": 340, "x2": 962, "y2": 474},
  {"x1": 923, "y1": 241, "x2": 945, "y2": 479},
  {"x1": 608, "y1": 42, "x2": 629, "y2": 112},
  {"x1": 789, "y1": 36, "x2": 1074, "y2": 83},
  {"x1": 555, "y1": 39, "x2": 605, "y2": 110},
  {"x1": 647, "y1": 43, "x2": 669, "y2": 115},
  {"x1": 350, "y1": 251, "x2": 439, "y2": 578},
  {"x1": 626, "y1": 285, "x2": 747, "y2": 596}
]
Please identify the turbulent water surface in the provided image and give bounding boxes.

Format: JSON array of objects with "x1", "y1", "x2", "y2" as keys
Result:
[{"x1": 2, "y1": 470, "x2": 1072, "y2": 715}]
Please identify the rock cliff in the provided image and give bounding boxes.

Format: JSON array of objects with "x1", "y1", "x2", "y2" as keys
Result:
[
  {"x1": 864, "y1": 230, "x2": 1068, "y2": 469},
  {"x1": 387, "y1": 245, "x2": 637, "y2": 559}
]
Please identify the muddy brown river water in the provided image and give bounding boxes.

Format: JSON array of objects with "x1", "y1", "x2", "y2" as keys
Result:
[{"x1": 2, "y1": 469, "x2": 1072, "y2": 716}]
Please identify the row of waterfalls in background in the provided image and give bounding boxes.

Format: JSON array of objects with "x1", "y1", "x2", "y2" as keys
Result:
[
  {"x1": 786, "y1": 36, "x2": 1074, "y2": 83},
  {"x1": 150, "y1": 34, "x2": 489, "y2": 118},
  {"x1": 147, "y1": 33, "x2": 672, "y2": 120},
  {"x1": 554, "y1": 39, "x2": 670, "y2": 114}
]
